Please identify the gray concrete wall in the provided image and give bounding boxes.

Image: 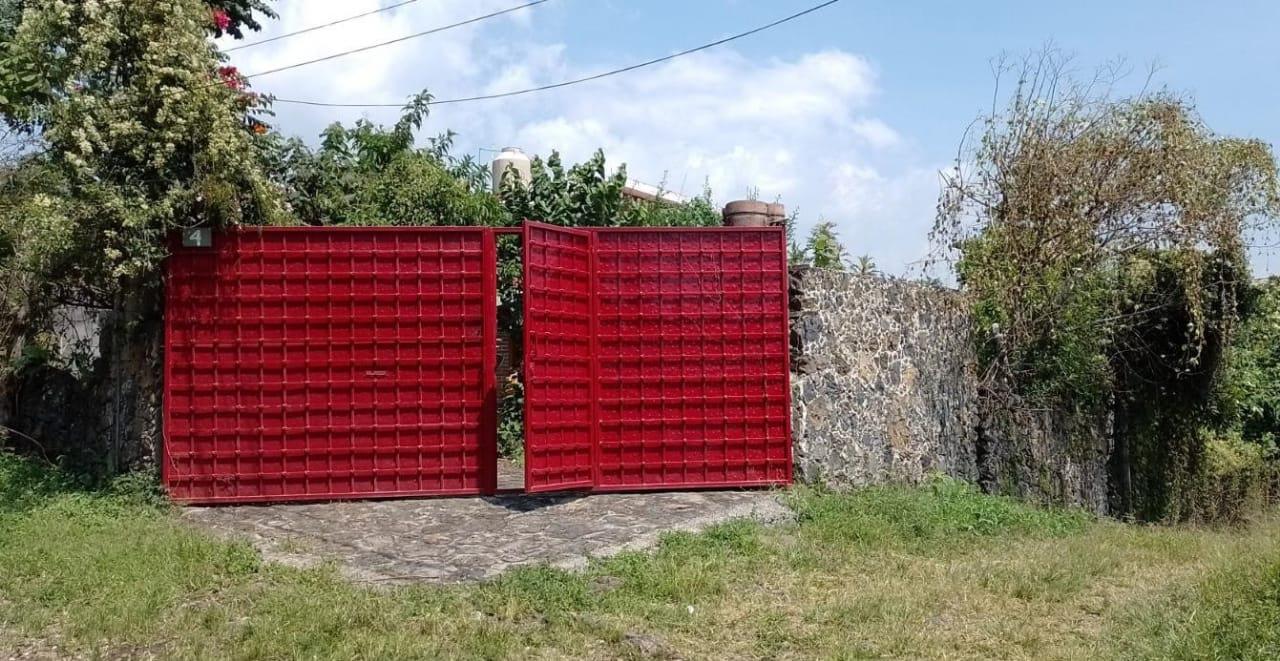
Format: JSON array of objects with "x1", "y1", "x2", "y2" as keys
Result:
[{"x1": 789, "y1": 267, "x2": 1111, "y2": 514}]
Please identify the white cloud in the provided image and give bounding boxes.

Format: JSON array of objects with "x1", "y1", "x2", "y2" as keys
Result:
[
  {"x1": 849, "y1": 118, "x2": 901, "y2": 149},
  {"x1": 226, "y1": 1, "x2": 942, "y2": 275},
  {"x1": 827, "y1": 164, "x2": 943, "y2": 274}
]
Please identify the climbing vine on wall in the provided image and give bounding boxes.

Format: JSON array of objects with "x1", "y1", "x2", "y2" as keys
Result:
[{"x1": 934, "y1": 50, "x2": 1280, "y2": 519}]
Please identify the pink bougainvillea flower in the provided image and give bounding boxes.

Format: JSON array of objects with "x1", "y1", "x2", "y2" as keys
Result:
[
  {"x1": 211, "y1": 9, "x2": 231, "y2": 31},
  {"x1": 217, "y1": 65, "x2": 245, "y2": 91}
]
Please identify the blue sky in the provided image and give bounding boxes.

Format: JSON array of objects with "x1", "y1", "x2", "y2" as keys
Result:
[{"x1": 226, "y1": 1, "x2": 1280, "y2": 275}]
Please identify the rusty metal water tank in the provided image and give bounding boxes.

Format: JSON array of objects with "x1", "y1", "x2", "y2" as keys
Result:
[
  {"x1": 765, "y1": 203, "x2": 787, "y2": 227},
  {"x1": 722, "y1": 200, "x2": 770, "y2": 227}
]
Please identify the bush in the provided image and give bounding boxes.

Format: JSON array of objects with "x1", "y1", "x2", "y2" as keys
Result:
[
  {"x1": 1172, "y1": 433, "x2": 1278, "y2": 524},
  {"x1": 1216, "y1": 278, "x2": 1280, "y2": 446},
  {"x1": 0, "y1": 451, "x2": 168, "y2": 514},
  {"x1": 497, "y1": 377, "x2": 524, "y2": 461}
]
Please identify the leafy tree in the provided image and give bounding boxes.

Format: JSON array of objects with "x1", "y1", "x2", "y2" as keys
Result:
[
  {"x1": 781, "y1": 208, "x2": 809, "y2": 266},
  {"x1": 935, "y1": 50, "x2": 1280, "y2": 518},
  {"x1": 1, "y1": 0, "x2": 280, "y2": 281},
  {"x1": 0, "y1": 0, "x2": 20, "y2": 40},
  {"x1": 500, "y1": 150, "x2": 627, "y2": 228},
  {"x1": 503, "y1": 150, "x2": 720, "y2": 227},
  {"x1": 617, "y1": 183, "x2": 720, "y2": 228},
  {"x1": 853, "y1": 254, "x2": 879, "y2": 276},
  {"x1": 939, "y1": 54, "x2": 1278, "y2": 405},
  {"x1": 259, "y1": 93, "x2": 503, "y2": 226},
  {"x1": 263, "y1": 95, "x2": 721, "y2": 230},
  {"x1": 0, "y1": 0, "x2": 277, "y2": 444},
  {"x1": 787, "y1": 241, "x2": 809, "y2": 267},
  {"x1": 802, "y1": 221, "x2": 848, "y2": 269}
]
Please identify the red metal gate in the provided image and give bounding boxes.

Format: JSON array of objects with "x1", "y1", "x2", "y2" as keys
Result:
[
  {"x1": 164, "y1": 228, "x2": 497, "y2": 503},
  {"x1": 522, "y1": 224, "x2": 596, "y2": 492},
  {"x1": 164, "y1": 222, "x2": 789, "y2": 504},
  {"x1": 592, "y1": 227, "x2": 791, "y2": 490},
  {"x1": 522, "y1": 223, "x2": 792, "y2": 492}
]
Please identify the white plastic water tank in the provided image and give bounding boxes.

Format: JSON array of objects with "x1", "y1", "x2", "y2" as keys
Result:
[{"x1": 491, "y1": 147, "x2": 531, "y2": 194}]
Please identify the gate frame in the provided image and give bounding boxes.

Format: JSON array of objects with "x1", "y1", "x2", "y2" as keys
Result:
[{"x1": 521, "y1": 223, "x2": 600, "y2": 492}]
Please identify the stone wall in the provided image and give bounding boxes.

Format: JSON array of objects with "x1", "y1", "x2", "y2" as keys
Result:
[
  {"x1": 9, "y1": 298, "x2": 163, "y2": 475},
  {"x1": 789, "y1": 267, "x2": 1112, "y2": 514},
  {"x1": 789, "y1": 269, "x2": 980, "y2": 486}
]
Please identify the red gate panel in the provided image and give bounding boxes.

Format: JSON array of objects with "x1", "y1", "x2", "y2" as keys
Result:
[
  {"x1": 522, "y1": 223, "x2": 597, "y2": 492},
  {"x1": 591, "y1": 228, "x2": 792, "y2": 491},
  {"x1": 163, "y1": 228, "x2": 497, "y2": 503}
]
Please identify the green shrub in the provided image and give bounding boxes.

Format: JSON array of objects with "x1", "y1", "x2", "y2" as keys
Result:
[
  {"x1": 1172, "y1": 433, "x2": 1278, "y2": 524},
  {"x1": 1215, "y1": 278, "x2": 1280, "y2": 446},
  {"x1": 497, "y1": 377, "x2": 524, "y2": 461},
  {"x1": 0, "y1": 451, "x2": 76, "y2": 513},
  {"x1": 0, "y1": 451, "x2": 168, "y2": 513}
]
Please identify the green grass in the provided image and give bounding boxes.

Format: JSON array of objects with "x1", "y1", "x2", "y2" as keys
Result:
[
  {"x1": 2, "y1": 452, "x2": 1279, "y2": 659},
  {"x1": 1106, "y1": 541, "x2": 1280, "y2": 659}
]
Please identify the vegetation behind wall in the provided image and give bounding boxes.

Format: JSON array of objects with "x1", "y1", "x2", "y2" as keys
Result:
[{"x1": 935, "y1": 50, "x2": 1280, "y2": 521}]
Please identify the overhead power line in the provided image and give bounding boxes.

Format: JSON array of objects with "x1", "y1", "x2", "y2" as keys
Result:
[
  {"x1": 243, "y1": 0, "x2": 551, "y2": 80},
  {"x1": 224, "y1": 0, "x2": 422, "y2": 53},
  {"x1": 270, "y1": 0, "x2": 843, "y2": 108}
]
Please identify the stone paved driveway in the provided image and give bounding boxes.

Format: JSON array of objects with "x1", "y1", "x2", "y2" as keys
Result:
[{"x1": 183, "y1": 487, "x2": 791, "y2": 585}]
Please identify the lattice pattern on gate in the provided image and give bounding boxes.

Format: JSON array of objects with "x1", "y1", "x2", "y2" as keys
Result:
[
  {"x1": 591, "y1": 228, "x2": 792, "y2": 490},
  {"x1": 522, "y1": 224, "x2": 597, "y2": 492},
  {"x1": 164, "y1": 228, "x2": 497, "y2": 504}
]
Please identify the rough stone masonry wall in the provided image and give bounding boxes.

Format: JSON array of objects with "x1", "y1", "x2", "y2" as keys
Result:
[
  {"x1": 789, "y1": 268, "x2": 1112, "y2": 514},
  {"x1": 10, "y1": 294, "x2": 164, "y2": 475}
]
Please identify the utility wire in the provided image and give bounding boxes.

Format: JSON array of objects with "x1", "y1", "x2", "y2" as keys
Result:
[
  {"x1": 224, "y1": 0, "x2": 422, "y2": 53},
  {"x1": 243, "y1": 0, "x2": 550, "y2": 79},
  {"x1": 81, "y1": 2, "x2": 511, "y2": 116},
  {"x1": 99, "y1": 3, "x2": 544, "y2": 104},
  {"x1": 270, "y1": 0, "x2": 842, "y2": 108}
]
